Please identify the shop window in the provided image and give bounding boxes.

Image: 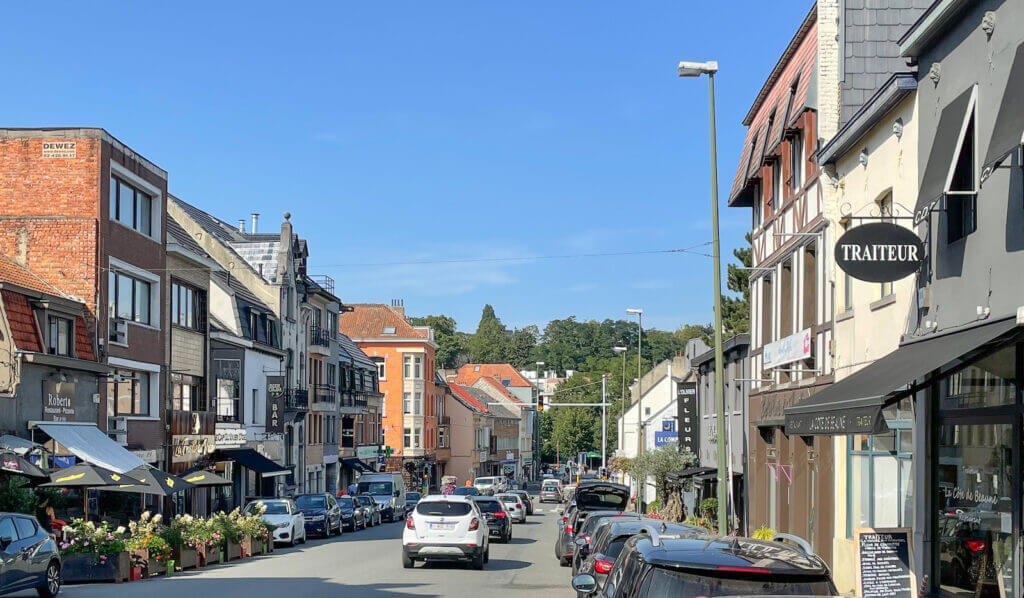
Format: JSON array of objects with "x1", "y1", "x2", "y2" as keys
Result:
[
  {"x1": 947, "y1": 108, "x2": 977, "y2": 243},
  {"x1": 47, "y1": 315, "x2": 73, "y2": 357},
  {"x1": 846, "y1": 424, "x2": 913, "y2": 537},
  {"x1": 940, "y1": 345, "x2": 1016, "y2": 410}
]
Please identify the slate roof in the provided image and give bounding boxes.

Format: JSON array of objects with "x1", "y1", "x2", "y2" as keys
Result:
[
  {"x1": 210, "y1": 270, "x2": 273, "y2": 312},
  {"x1": 338, "y1": 304, "x2": 428, "y2": 340},
  {"x1": 337, "y1": 333, "x2": 377, "y2": 371},
  {"x1": 166, "y1": 217, "x2": 211, "y2": 259},
  {"x1": 448, "y1": 382, "x2": 490, "y2": 414},
  {"x1": 456, "y1": 363, "x2": 534, "y2": 388},
  {"x1": 473, "y1": 376, "x2": 524, "y2": 404}
]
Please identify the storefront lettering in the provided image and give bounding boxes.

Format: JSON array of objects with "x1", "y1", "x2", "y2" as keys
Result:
[
  {"x1": 171, "y1": 434, "x2": 214, "y2": 463},
  {"x1": 835, "y1": 223, "x2": 925, "y2": 283},
  {"x1": 941, "y1": 485, "x2": 1000, "y2": 506},
  {"x1": 42, "y1": 381, "x2": 77, "y2": 422}
]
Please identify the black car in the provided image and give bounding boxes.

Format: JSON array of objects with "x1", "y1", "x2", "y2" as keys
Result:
[
  {"x1": 355, "y1": 494, "x2": 382, "y2": 526},
  {"x1": 337, "y1": 495, "x2": 367, "y2": 531},
  {"x1": 573, "y1": 528, "x2": 838, "y2": 597},
  {"x1": 404, "y1": 492, "x2": 422, "y2": 516},
  {"x1": 0, "y1": 513, "x2": 61, "y2": 598},
  {"x1": 557, "y1": 482, "x2": 629, "y2": 566},
  {"x1": 569, "y1": 511, "x2": 642, "y2": 574},
  {"x1": 574, "y1": 519, "x2": 709, "y2": 596},
  {"x1": 452, "y1": 486, "x2": 480, "y2": 497},
  {"x1": 473, "y1": 496, "x2": 511, "y2": 543},
  {"x1": 294, "y1": 493, "x2": 343, "y2": 537},
  {"x1": 554, "y1": 501, "x2": 578, "y2": 564}
]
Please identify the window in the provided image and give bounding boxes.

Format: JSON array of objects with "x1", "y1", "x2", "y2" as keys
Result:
[
  {"x1": 373, "y1": 357, "x2": 386, "y2": 380},
  {"x1": 109, "y1": 176, "x2": 153, "y2": 236},
  {"x1": 403, "y1": 427, "x2": 412, "y2": 448},
  {"x1": 108, "y1": 271, "x2": 152, "y2": 326},
  {"x1": 847, "y1": 425, "x2": 913, "y2": 536},
  {"x1": 382, "y1": 326, "x2": 396, "y2": 335},
  {"x1": 771, "y1": 158, "x2": 782, "y2": 209},
  {"x1": 172, "y1": 375, "x2": 205, "y2": 412},
  {"x1": 753, "y1": 190, "x2": 763, "y2": 229},
  {"x1": 47, "y1": 315, "x2": 73, "y2": 357},
  {"x1": 414, "y1": 391, "x2": 422, "y2": 415},
  {"x1": 108, "y1": 369, "x2": 150, "y2": 416},
  {"x1": 403, "y1": 354, "x2": 424, "y2": 380},
  {"x1": 326, "y1": 311, "x2": 337, "y2": 337},
  {"x1": 13, "y1": 517, "x2": 35, "y2": 540},
  {"x1": 802, "y1": 246, "x2": 817, "y2": 329},
  {"x1": 878, "y1": 194, "x2": 894, "y2": 298},
  {"x1": 947, "y1": 106, "x2": 977, "y2": 243},
  {"x1": 0, "y1": 519, "x2": 14, "y2": 542},
  {"x1": 790, "y1": 131, "x2": 804, "y2": 191},
  {"x1": 327, "y1": 363, "x2": 336, "y2": 387},
  {"x1": 403, "y1": 392, "x2": 411, "y2": 414},
  {"x1": 216, "y1": 378, "x2": 239, "y2": 422},
  {"x1": 171, "y1": 282, "x2": 204, "y2": 330},
  {"x1": 438, "y1": 425, "x2": 448, "y2": 448}
]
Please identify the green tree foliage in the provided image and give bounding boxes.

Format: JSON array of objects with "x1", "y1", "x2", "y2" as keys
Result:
[
  {"x1": 468, "y1": 304, "x2": 511, "y2": 363},
  {"x1": 625, "y1": 443, "x2": 696, "y2": 504},
  {"x1": 550, "y1": 407, "x2": 596, "y2": 459},
  {"x1": 721, "y1": 233, "x2": 752, "y2": 336},
  {"x1": 509, "y1": 325, "x2": 539, "y2": 369},
  {"x1": 408, "y1": 314, "x2": 468, "y2": 369}
]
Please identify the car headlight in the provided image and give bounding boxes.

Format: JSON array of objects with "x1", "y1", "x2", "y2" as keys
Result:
[
  {"x1": 275, "y1": 522, "x2": 290, "y2": 529},
  {"x1": 307, "y1": 514, "x2": 325, "y2": 521}
]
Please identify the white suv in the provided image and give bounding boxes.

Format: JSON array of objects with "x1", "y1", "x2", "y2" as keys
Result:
[{"x1": 402, "y1": 495, "x2": 489, "y2": 570}]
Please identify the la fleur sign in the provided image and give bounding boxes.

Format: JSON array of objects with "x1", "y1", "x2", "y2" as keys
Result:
[{"x1": 834, "y1": 222, "x2": 925, "y2": 283}]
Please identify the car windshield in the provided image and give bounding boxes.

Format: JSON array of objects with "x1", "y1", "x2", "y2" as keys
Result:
[
  {"x1": 357, "y1": 481, "x2": 392, "y2": 495},
  {"x1": 577, "y1": 489, "x2": 627, "y2": 510},
  {"x1": 453, "y1": 487, "x2": 479, "y2": 496},
  {"x1": 498, "y1": 496, "x2": 518, "y2": 505},
  {"x1": 638, "y1": 568, "x2": 835, "y2": 597},
  {"x1": 475, "y1": 500, "x2": 503, "y2": 513},
  {"x1": 543, "y1": 482, "x2": 560, "y2": 490},
  {"x1": 337, "y1": 497, "x2": 354, "y2": 508},
  {"x1": 406, "y1": 493, "x2": 421, "y2": 502},
  {"x1": 255, "y1": 501, "x2": 288, "y2": 515},
  {"x1": 474, "y1": 478, "x2": 494, "y2": 485},
  {"x1": 295, "y1": 495, "x2": 326, "y2": 510},
  {"x1": 416, "y1": 501, "x2": 471, "y2": 516}
]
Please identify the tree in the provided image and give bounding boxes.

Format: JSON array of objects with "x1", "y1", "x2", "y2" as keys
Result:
[
  {"x1": 509, "y1": 325, "x2": 539, "y2": 369},
  {"x1": 408, "y1": 314, "x2": 467, "y2": 369},
  {"x1": 550, "y1": 408, "x2": 596, "y2": 459},
  {"x1": 625, "y1": 443, "x2": 696, "y2": 506},
  {"x1": 469, "y1": 304, "x2": 511, "y2": 363},
  {"x1": 721, "y1": 233, "x2": 752, "y2": 336}
]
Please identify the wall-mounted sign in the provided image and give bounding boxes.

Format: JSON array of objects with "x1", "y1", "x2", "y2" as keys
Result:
[
  {"x1": 763, "y1": 329, "x2": 812, "y2": 369},
  {"x1": 172, "y1": 434, "x2": 214, "y2": 463},
  {"x1": 675, "y1": 382, "x2": 699, "y2": 456},
  {"x1": 835, "y1": 222, "x2": 924, "y2": 283},
  {"x1": 41, "y1": 141, "x2": 76, "y2": 158},
  {"x1": 215, "y1": 424, "x2": 247, "y2": 448},
  {"x1": 266, "y1": 376, "x2": 285, "y2": 434},
  {"x1": 42, "y1": 381, "x2": 76, "y2": 422},
  {"x1": 355, "y1": 445, "x2": 379, "y2": 460},
  {"x1": 654, "y1": 431, "x2": 678, "y2": 447}
]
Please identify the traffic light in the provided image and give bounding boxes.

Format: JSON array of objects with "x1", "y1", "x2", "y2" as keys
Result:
[{"x1": 537, "y1": 396, "x2": 544, "y2": 411}]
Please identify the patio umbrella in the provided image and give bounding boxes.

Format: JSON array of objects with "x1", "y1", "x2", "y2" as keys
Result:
[
  {"x1": 0, "y1": 451, "x2": 47, "y2": 479},
  {"x1": 181, "y1": 469, "x2": 231, "y2": 487},
  {"x1": 0, "y1": 435, "x2": 46, "y2": 456},
  {"x1": 101, "y1": 465, "x2": 194, "y2": 496},
  {"x1": 38, "y1": 464, "x2": 143, "y2": 488}
]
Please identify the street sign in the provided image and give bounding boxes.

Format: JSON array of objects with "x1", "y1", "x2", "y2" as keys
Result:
[{"x1": 654, "y1": 431, "x2": 678, "y2": 447}]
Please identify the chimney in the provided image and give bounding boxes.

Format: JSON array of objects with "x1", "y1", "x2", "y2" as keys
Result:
[
  {"x1": 391, "y1": 298, "x2": 405, "y2": 318},
  {"x1": 251, "y1": 213, "x2": 260, "y2": 234},
  {"x1": 238, "y1": 219, "x2": 246, "y2": 234}
]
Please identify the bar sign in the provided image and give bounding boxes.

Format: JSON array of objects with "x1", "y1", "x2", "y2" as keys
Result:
[{"x1": 42, "y1": 141, "x2": 76, "y2": 158}]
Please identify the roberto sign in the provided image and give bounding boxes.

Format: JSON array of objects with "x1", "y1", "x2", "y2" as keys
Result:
[{"x1": 835, "y1": 223, "x2": 924, "y2": 283}]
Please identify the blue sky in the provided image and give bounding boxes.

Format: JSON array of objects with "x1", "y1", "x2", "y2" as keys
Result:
[{"x1": 3, "y1": 2, "x2": 812, "y2": 332}]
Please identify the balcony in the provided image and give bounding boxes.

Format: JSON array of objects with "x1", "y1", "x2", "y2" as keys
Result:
[
  {"x1": 310, "y1": 274, "x2": 335, "y2": 295},
  {"x1": 309, "y1": 326, "x2": 332, "y2": 348},
  {"x1": 285, "y1": 388, "x2": 309, "y2": 412},
  {"x1": 313, "y1": 384, "x2": 338, "y2": 405}
]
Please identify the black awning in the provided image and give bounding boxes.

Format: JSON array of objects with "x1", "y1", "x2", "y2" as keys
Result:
[
  {"x1": 666, "y1": 467, "x2": 716, "y2": 484},
  {"x1": 217, "y1": 448, "x2": 290, "y2": 477},
  {"x1": 341, "y1": 457, "x2": 373, "y2": 473},
  {"x1": 785, "y1": 317, "x2": 1019, "y2": 436},
  {"x1": 984, "y1": 42, "x2": 1024, "y2": 178},
  {"x1": 916, "y1": 86, "x2": 975, "y2": 216}
]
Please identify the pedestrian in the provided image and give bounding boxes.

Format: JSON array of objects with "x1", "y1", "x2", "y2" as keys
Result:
[{"x1": 348, "y1": 482, "x2": 357, "y2": 495}]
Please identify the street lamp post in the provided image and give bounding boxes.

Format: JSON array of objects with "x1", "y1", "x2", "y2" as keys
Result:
[
  {"x1": 678, "y1": 59, "x2": 728, "y2": 534},
  {"x1": 600, "y1": 374, "x2": 607, "y2": 471},
  {"x1": 534, "y1": 361, "x2": 545, "y2": 480},
  {"x1": 626, "y1": 307, "x2": 643, "y2": 511}
]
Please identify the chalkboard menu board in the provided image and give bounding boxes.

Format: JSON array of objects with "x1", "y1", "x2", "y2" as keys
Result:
[{"x1": 856, "y1": 528, "x2": 913, "y2": 598}]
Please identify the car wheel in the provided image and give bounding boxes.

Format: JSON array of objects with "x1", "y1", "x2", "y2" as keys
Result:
[
  {"x1": 559, "y1": 555, "x2": 571, "y2": 567},
  {"x1": 472, "y1": 551, "x2": 485, "y2": 570},
  {"x1": 37, "y1": 561, "x2": 60, "y2": 598},
  {"x1": 402, "y1": 551, "x2": 414, "y2": 569},
  {"x1": 484, "y1": 547, "x2": 490, "y2": 563},
  {"x1": 289, "y1": 525, "x2": 297, "y2": 547}
]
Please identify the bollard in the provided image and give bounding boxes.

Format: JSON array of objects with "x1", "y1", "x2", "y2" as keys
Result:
[{"x1": 165, "y1": 560, "x2": 175, "y2": 577}]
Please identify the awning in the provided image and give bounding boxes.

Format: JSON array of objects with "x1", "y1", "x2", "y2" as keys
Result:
[
  {"x1": 340, "y1": 457, "x2": 373, "y2": 473},
  {"x1": 667, "y1": 467, "x2": 716, "y2": 484},
  {"x1": 915, "y1": 86, "x2": 975, "y2": 217},
  {"x1": 983, "y1": 43, "x2": 1024, "y2": 179},
  {"x1": 785, "y1": 317, "x2": 1019, "y2": 436},
  {"x1": 217, "y1": 448, "x2": 290, "y2": 477},
  {"x1": 33, "y1": 422, "x2": 145, "y2": 474}
]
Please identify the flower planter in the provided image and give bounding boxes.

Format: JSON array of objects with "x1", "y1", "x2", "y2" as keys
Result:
[
  {"x1": 226, "y1": 540, "x2": 242, "y2": 561},
  {"x1": 200, "y1": 544, "x2": 222, "y2": 566},
  {"x1": 130, "y1": 549, "x2": 168, "y2": 578},
  {"x1": 240, "y1": 536, "x2": 252, "y2": 559},
  {"x1": 63, "y1": 551, "x2": 130, "y2": 583},
  {"x1": 173, "y1": 546, "x2": 199, "y2": 570}
]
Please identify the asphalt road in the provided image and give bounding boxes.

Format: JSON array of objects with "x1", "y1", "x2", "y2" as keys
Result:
[{"x1": 27, "y1": 499, "x2": 575, "y2": 598}]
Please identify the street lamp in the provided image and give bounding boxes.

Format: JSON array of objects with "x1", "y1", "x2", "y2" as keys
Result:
[
  {"x1": 678, "y1": 58, "x2": 728, "y2": 534},
  {"x1": 626, "y1": 308, "x2": 643, "y2": 511},
  {"x1": 534, "y1": 361, "x2": 545, "y2": 480},
  {"x1": 612, "y1": 345, "x2": 627, "y2": 414}
]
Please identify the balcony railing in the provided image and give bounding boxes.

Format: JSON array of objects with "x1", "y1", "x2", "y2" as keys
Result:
[
  {"x1": 285, "y1": 389, "x2": 309, "y2": 411},
  {"x1": 314, "y1": 384, "x2": 337, "y2": 404},
  {"x1": 310, "y1": 274, "x2": 335, "y2": 294},
  {"x1": 309, "y1": 326, "x2": 332, "y2": 347}
]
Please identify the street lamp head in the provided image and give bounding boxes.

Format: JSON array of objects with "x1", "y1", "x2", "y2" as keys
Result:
[
  {"x1": 612, "y1": 345, "x2": 627, "y2": 354},
  {"x1": 677, "y1": 60, "x2": 718, "y2": 77},
  {"x1": 626, "y1": 308, "x2": 643, "y2": 315}
]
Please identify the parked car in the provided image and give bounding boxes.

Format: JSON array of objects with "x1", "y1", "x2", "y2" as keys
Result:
[
  {"x1": 355, "y1": 494, "x2": 382, "y2": 526},
  {"x1": 473, "y1": 476, "x2": 506, "y2": 496},
  {"x1": 512, "y1": 489, "x2": 534, "y2": 514},
  {"x1": 495, "y1": 493, "x2": 527, "y2": 523},
  {"x1": 568, "y1": 511, "x2": 642, "y2": 574},
  {"x1": 561, "y1": 483, "x2": 578, "y2": 502},
  {"x1": 294, "y1": 493, "x2": 343, "y2": 538},
  {"x1": 404, "y1": 492, "x2": 422, "y2": 516},
  {"x1": 573, "y1": 518, "x2": 707, "y2": 584},
  {"x1": 540, "y1": 479, "x2": 562, "y2": 503},
  {"x1": 558, "y1": 483, "x2": 630, "y2": 566},
  {"x1": 473, "y1": 495, "x2": 512, "y2": 543},
  {"x1": 245, "y1": 499, "x2": 306, "y2": 546},
  {"x1": 337, "y1": 495, "x2": 367, "y2": 531},
  {"x1": 452, "y1": 486, "x2": 480, "y2": 497},
  {"x1": 402, "y1": 495, "x2": 489, "y2": 570},
  {"x1": 357, "y1": 472, "x2": 406, "y2": 522},
  {"x1": 572, "y1": 528, "x2": 838, "y2": 597},
  {"x1": 0, "y1": 514, "x2": 61, "y2": 598}
]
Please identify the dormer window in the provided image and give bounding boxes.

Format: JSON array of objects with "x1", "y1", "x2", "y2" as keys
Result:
[{"x1": 47, "y1": 316, "x2": 73, "y2": 357}]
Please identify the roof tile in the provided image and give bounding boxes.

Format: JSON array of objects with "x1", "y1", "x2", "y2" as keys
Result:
[
  {"x1": 338, "y1": 304, "x2": 428, "y2": 340},
  {"x1": 455, "y1": 364, "x2": 534, "y2": 389}
]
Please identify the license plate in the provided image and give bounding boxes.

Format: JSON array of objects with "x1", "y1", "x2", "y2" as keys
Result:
[{"x1": 429, "y1": 522, "x2": 455, "y2": 531}]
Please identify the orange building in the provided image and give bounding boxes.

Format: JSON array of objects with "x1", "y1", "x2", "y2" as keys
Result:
[{"x1": 337, "y1": 301, "x2": 439, "y2": 489}]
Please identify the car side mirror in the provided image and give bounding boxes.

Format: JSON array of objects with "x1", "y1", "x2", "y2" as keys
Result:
[
  {"x1": 0, "y1": 536, "x2": 12, "y2": 550},
  {"x1": 575, "y1": 537, "x2": 587, "y2": 547},
  {"x1": 572, "y1": 574, "x2": 597, "y2": 593}
]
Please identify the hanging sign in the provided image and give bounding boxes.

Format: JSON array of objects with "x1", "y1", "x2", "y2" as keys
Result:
[
  {"x1": 763, "y1": 329, "x2": 811, "y2": 369},
  {"x1": 835, "y1": 223, "x2": 924, "y2": 283},
  {"x1": 266, "y1": 376, "x2": 285, "y2": 434},
  {"x1": 675, "y1": 383, "x2": 699, "y2": 456}
]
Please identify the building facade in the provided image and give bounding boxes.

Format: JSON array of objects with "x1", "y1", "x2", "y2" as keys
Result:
[{"x1": 446, "y1": 382, "x2": 493, "y2": 483}]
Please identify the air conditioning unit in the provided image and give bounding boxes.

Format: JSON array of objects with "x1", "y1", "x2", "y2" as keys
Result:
[
  {"x1": 109, "y1": 417, "x2": 128, "y2": 445},
  {"x1": 110, "y1": 318, "x2": 128, "y2": 345}
]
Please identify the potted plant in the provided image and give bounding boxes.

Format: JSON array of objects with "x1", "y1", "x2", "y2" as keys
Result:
[
  {"x1": 59, "y1": 519, "x2": 131, "y2": 583},
  {"x1": 212, "y1": 509, "x2": 245, "y2": 561},
  {"x1": 239, "y1": 505, "x2": 271, "y2": 556},
  {"x1": 127, "y1": 512, "x2": 171, "y2": 577},
  {"x1": 161, "y1": 515, "x2": 209, "y2": 570}
]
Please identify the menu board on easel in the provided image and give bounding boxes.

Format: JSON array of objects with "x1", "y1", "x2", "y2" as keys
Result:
[{"x1": 855, "y1": 527, "x2": 914, "y2": 598}]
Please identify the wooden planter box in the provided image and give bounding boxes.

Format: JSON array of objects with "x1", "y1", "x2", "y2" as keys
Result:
[
  {"x1": 130, "y1": 549, "x2": 168, "y2": 578},
  {"x1": 173, "y1": 546, "x2": 199, "y2": 570},
  {"x1": 226, "y1": 539, "x2": 242, "y2": 561},
  {"x1": 239, "y1": 536, "x2": 252, "y2": 559},
  {"x1": 63, "y1": 551, "x2": 130, "y2": 583},
  {"x1": 199, "y1": 544, "x2": 222, "y2": 567}
]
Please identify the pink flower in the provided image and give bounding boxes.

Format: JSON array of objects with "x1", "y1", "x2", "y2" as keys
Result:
[{"x1": 107, "y1": 535, "x2": 115, "y2": 541}]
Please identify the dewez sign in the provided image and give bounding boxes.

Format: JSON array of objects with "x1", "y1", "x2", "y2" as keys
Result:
[{"x1": 834, "y1": 222, "x2": 924, "y2": 283}]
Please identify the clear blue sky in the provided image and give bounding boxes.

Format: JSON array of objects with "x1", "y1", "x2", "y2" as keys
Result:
[{"x1": 3, "y1": 2, "x2": 812, "y2": 332}]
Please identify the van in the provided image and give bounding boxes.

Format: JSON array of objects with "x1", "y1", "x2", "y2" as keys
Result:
[{"x1": 356, "y1": 472, "x2": 407, "y2": 522}]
